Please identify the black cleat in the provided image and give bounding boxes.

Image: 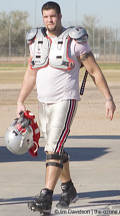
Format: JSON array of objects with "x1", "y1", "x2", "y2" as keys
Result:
[
  {"x1": 28, "y1": 188, "x2": 53, "y2": 215},
  {"x1": 56, "y1": 181, "x2": 79, "y2": 209}
]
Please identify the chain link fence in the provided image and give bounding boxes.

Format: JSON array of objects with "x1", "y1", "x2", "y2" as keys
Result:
[
  {"x1": 89, "y1": 26, "x2": 120, "y2": 62},
  {"x1": 0, "y1": 26, "x2": 120, "y2": 63}
]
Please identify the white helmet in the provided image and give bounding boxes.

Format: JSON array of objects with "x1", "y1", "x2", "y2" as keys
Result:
[{"x1": 4, "y1": 111, "x2": 40, "y2": 155}]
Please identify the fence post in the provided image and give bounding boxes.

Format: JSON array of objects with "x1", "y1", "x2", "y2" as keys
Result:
[
  {"x1": 104, "y1": 27, "x2": 106, "y2": 62},
  {"x1": 9, "y1": 24, "x2": 11, "y2": 57},
  {"x1": 24, "y1": 25, "x2": 27, "y2": 66}
]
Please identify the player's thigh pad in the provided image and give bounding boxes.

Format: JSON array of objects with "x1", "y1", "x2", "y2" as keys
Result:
[{"x1": 39, "y1": 100, "x2": 77, "y2": 153}]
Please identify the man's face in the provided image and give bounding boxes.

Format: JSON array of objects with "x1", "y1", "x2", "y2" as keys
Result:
[{"x1": 42, "y1": 9, "x2": 62, "y2": 33}]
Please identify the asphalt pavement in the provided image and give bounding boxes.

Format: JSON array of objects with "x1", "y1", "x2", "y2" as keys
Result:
[{"x1": 0, "y1": 135, "x2": 120, "y2": 216}]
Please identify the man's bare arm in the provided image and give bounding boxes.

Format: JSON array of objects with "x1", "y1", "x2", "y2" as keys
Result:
[
  {"x1": 79, "y1": 52, "x2": 112, "y2": 99},
  {"x1": 17, "y1": 64, "x2": 37, "y2": 116},
  {"x1": 78, "y1": 51, "x2": 116, "y2": 120}
]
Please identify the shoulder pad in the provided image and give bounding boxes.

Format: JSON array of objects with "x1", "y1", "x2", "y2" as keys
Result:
[
  {"x1": 41, "y1": 27, "x2": 47, "y2": 37},
  {"x1": 26, "y1": 28, "x2": 38, "y2": 43},
  {"x1": 69, "y1": 26, "x2": 88, "y2": 43},
  {"x1": 26, "y1": 27, "x2": 47, "y2": 43},
  {"x1": 58, "y1": 27, "x2": 72, "y2": 39}
]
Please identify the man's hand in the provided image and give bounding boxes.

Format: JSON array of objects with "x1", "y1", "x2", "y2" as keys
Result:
[
  {"x1": 17, "y1": 102, "x2": 26, "y2": 117},
  {"x1": 105, "y1": 99, "x2": 116, "y2": 120}
]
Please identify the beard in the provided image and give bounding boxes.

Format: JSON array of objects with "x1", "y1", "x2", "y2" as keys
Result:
[{"x1": 47, "y1": 24, "x2": 57, "y2": 33}]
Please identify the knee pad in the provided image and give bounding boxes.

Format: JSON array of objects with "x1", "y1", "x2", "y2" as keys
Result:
[
  {"x1": 46, "y1": 153, "x2": 63, "y2": 169},
  {"x1": 46, "y1": 151, "x2": 69, "y2": 169}
]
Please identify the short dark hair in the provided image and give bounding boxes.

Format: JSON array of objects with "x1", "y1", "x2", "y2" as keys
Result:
[{"x1": 41, "y1": 1, "x2": 61, "y2": 15}]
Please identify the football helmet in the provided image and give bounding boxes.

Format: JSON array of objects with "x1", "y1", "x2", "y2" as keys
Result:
[{"x1": 4, "y1": 110, "x2": 40, "y2": 156}]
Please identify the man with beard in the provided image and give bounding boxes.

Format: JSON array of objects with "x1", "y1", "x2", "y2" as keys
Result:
[{"x1": 17, "y1": 1, "x2": 116, "y2": 215}]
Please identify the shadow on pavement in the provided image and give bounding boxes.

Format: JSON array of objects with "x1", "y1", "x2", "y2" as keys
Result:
[
  {"x1": 0, "y1": 146, "x2": 109, "y2": 163},
  {"x1": 79, "y1": 190, "x2": 120, "y2": 199},
  {"x1": 1, "y1": 135, "x2": 119, "y2": 163},
  {"x1": 69, "y1": 135, "x2": 120, "y2": 140},
  {"x1": 0, "y1": 190, "x2": 120, "y2": 207}
]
